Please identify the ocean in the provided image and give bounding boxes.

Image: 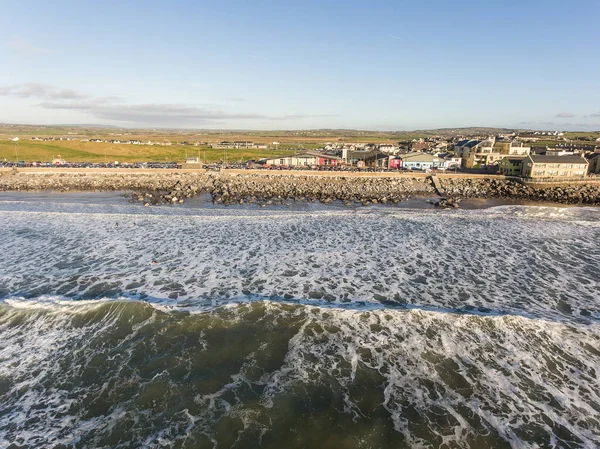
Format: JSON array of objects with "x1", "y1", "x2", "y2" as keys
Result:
[{"x1": 0, "y1": 192, "x2": 599, "y2": 449}]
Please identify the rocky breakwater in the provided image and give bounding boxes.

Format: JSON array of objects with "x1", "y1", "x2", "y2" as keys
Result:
[
  {"x1": 441, "y1": 178, "x2": 600, "y2": 205},
  {"x1": 209, "y1": 174, "x2": 435, "y2": 206},
  {"x1": 0, "y1": 172, "x2": 216, "y2": 205},
  {"x1": 0, "y1": 172, "x2": 435, "y2": 206}
]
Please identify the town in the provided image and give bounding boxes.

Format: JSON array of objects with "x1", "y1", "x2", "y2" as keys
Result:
[{"x1": 4, "y1": 128, "x2": 600, "y2": 181}]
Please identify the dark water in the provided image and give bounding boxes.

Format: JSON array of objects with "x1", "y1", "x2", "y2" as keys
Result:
[{"x1": 0, "y1": 193, "x2": 599, "y2": 448}]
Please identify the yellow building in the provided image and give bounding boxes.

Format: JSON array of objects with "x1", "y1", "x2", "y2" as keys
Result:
[
  {"x1": 521, "y1": 155, "x2": 588, "y2": 179},
  {"x1": 498, "y1": 156, "x2": 527, "y2": 176}
]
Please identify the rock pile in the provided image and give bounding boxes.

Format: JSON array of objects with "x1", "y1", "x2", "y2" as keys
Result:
[
  {"x1": 441, "y1": 178, "x2": 600, "y2": 205},
  {"x1": 209, "y1": 174, "x2": 434, "y2": 206},
  {"x1": 1, "y1": 171, "x2": 599, "y2": 206}
]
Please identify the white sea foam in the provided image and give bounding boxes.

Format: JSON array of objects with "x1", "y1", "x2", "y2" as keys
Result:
[
  {"x1": 0, "y1": 201, "x2": 598, "y2": 323},
  {"x1": 0, "y1": 197, "x2": 599, "y2": 447}
]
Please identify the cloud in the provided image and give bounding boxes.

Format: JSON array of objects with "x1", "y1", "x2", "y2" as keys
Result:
[
  {"x1": 555, "y1": 112, "x2": 574, "y2": 118},
  {"x1": 38, "y1": 101, "x2": 267, "y2": 123},
  {"x1": 5, "y1": 38, "x2": 51, "y2": 55},
  {"x1": 0, "y1": 82, "x2": 336, "y2": 126},
  {"x1": 387, "y1": 34, "x2": 402, "y2": 40},
  {"x1": 0, "y1": 83, "x2": 88, "y2": 100},
  {"x1": 38, "y1": 100, "x2": 336, "y2": 124},
  {"x1": 585, "y1": 112, "x2": 600, "y2": 118}
]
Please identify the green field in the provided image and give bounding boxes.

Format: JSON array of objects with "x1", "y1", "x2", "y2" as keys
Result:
[
  {"x1": 0, "y1": 140, "x2": 293, "y2": 164},
  {"x1": 1, "y1": 124, "x2": 597, "y2": 163}
]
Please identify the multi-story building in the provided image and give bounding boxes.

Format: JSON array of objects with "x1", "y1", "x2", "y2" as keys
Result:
[
  {"x1": 498, "y1": 156, "x2": 527, "y2": 176},
  {"x1": 455, "y1": 137, "x2": 530, "y2": 169},
  {"x1": 521, "y1": 155, "x2": 589, "y2": 179}
]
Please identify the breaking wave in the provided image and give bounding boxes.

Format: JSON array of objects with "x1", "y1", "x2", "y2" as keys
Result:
[{"x1": 0, "y1": 193, "x2": 599, "y2": 448}]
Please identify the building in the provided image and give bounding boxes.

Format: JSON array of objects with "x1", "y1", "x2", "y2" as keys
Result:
[
  {"x1": 588, "y1": 153, "x2": 600, "y2": 174},
  {"x1": 400, "y1": 152, "x2": 439, "y2": 171},
  {"x1": 498, "y1": 156, "x2": 527, "y2": 176},
  {"x1": 455, "y1": 137, "x2": 530, "y2": 169},
  {"x1": 434, "y1": 154, "x2": 462, "y2": 170},
  {"x1": 264, "y1": 152, "x2": 341, "y2": 167},
  {"x1": 378, "y1": 144, "x2": 397, "y2": 154},
  {"x1": 521, "y1": 155, "x2": 589, "y2": 179},
  {"x1": 341, "y1": 149, "x2": 388, "y2": 167},
  {"x1": 545, "y1": 148, "x2": 575, "y2": 156},
  {"x1": 211, "y1": 141, "x2": 266, "y2": 149}
]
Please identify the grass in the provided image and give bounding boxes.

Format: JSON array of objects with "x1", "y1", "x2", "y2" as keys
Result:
[{"x1": 0, "y1": 140, "x2": 294, "y2": 163}]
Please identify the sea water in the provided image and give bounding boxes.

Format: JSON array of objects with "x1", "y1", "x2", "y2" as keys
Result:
[{"x1": 0, "y1": 193, "x2": 598, "y2": 448}]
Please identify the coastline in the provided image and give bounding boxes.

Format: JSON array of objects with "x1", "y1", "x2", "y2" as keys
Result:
[{"x1": 1, "y1": 170, "x2": 600, "y2": 207}]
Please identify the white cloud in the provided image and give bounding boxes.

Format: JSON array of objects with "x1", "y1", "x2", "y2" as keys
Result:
[
  {"x1": 0, "y1": 83, "x2": 336, "y2": 126},
  {"x1": 555, "y1": 112, "x2": 574, "y2": 118},
  {"x1": 0, "y1": 83, "x2": 88, "y2": 100}
]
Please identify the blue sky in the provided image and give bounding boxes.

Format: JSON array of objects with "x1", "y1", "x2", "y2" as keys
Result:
[{"x1": 1, "y1": 0, "x2": 599, "y2": 130}]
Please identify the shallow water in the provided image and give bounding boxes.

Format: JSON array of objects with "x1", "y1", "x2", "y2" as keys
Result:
[{"x1": 0, "y1": 193, "x2": 599, "y2": 448}]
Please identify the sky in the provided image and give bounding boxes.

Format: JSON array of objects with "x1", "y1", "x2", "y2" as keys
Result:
[{"x1": 0, "y1": 0, "x2": 599, "y2": 131}]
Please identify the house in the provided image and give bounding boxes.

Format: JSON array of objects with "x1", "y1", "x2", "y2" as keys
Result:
[
  {"x1": 233, "y1": 141, "x2": 254, "y2": 148},
  {"x1": 437, "y1": 156, "x2": 462, "y2": 170},
  {"x1": 545, "y1": 148, "x2": 575, "y2": 156},
  {"x1": 521, "y1": 155, "x2": 589, "y2": 179},
  {"x1": 400, "y1": 152, "x2": 440, "y2": 171},
  {"x1": 378, "y1": 144, "x2": 397, "y2": 154},
  {"x1": 498, "y1": 156, "x2": 527, "y2": 176},
  {"x1": 264, "y1": 152, "x2": 341, "y2": 167}
]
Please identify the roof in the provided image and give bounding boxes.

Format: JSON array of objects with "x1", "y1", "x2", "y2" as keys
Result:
[
  {"x1": 401, "y1": 153, "x2": 438, "y2": 162},
  {"x1": 456, "y1": 139, "x2": 483, "y2": 149},
  {"x1": 295, "y1": 152, "x2": 341, "y2": 160},
  {"x1": 529, "y1": 155, "x2": 588, "y2": 164}
]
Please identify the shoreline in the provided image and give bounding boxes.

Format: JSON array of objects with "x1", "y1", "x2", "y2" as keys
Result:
[
  {"x1": 2, "y1": 189, "x2": 589, "y2": 211},
  {"x1": 1, "y1": 170, "x2": 600, "y2": 207}
]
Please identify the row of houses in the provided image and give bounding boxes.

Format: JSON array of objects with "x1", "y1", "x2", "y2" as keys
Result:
[
  {"x1": 209, "y1": 141, "x2": 268, "y2": 149},
  {"x1": 261, "y1": 150, "x2": 462, "y2": 170}
]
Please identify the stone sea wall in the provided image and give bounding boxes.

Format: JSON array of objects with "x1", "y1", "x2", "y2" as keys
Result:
[
  {"x1": 440, "y1": 178, "x2": 600, "y2": 205},
  {"x1": 1, "y1": 171, "x2": 600, "y2": 206}
]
